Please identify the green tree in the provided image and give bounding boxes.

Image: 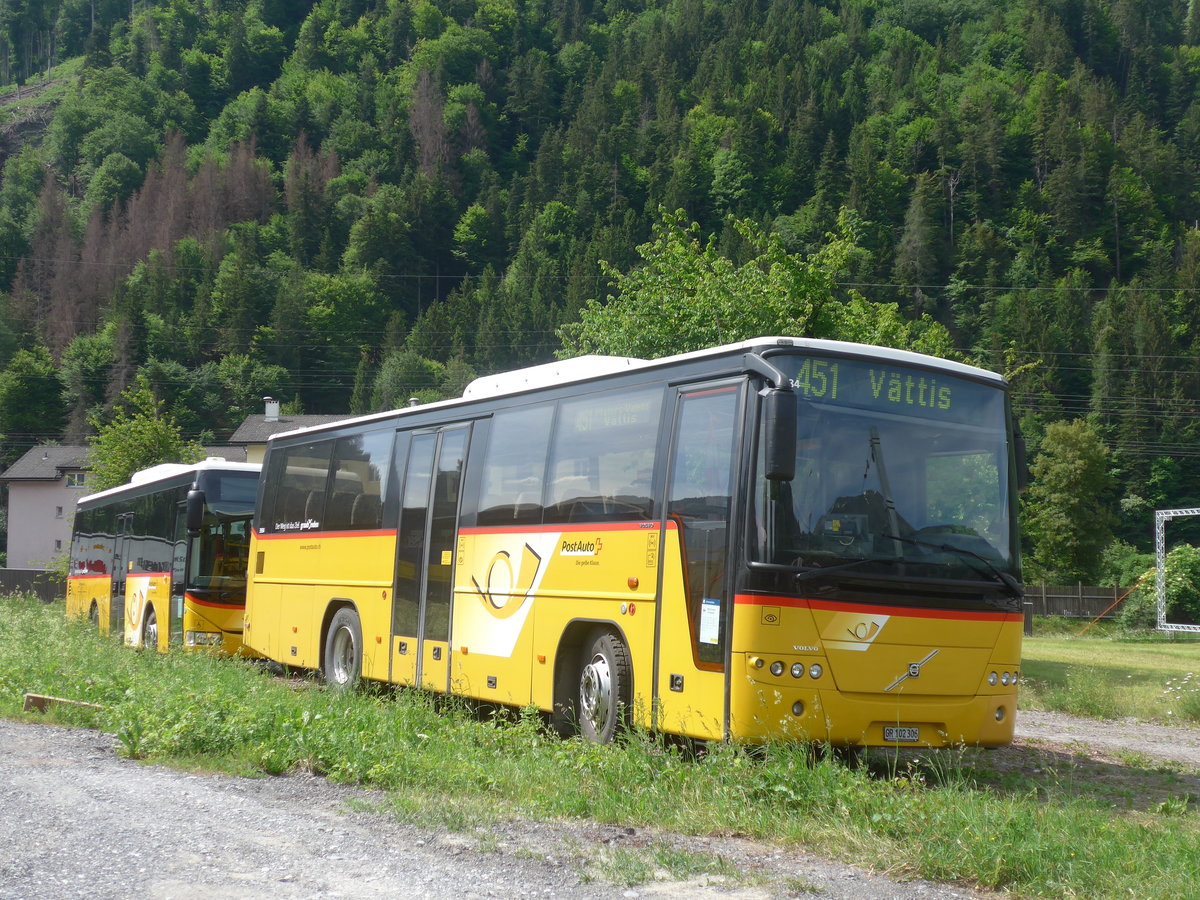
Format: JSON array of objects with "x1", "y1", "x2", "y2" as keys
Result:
[
  {"x1": 559, "y1": 209, "x2": 955, "y2": 360},
  {"x1": 371, "y1": 349, "x2": 446, "y2": 410},
  {"x1": 87, "y1": 375, "x2": 205, "y2": 492},
  {"x1": 1022, "y1": 419, "x2": 1115, "y2": 583},
  {"x1": 0, "y1": 346, "x2": 67, "y2": 467}
]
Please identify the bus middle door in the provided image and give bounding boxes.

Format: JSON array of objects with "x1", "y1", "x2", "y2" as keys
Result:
[
  {"x1": 390, "y1": 425, "x2": 471, "y2": 692},
  {"x1": 113, "y1": 511, "x2": 134, "y2": 644}
]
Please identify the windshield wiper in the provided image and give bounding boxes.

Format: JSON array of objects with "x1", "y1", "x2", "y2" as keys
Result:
[
  {"x1": 794, "y1": 556, "x2": 896, "y2": 584},
  {"x1": 883, "y1": 533, "x2": 1023, "y2": 599}
]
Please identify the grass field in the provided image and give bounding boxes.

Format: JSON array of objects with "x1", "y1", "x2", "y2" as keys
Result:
[
  {"x1": 2, "y1": 594, "x2": 1199, "y2": 899},
  {"x1": 1022, "y1": 624, "x2": 1200, "y2": 722}
]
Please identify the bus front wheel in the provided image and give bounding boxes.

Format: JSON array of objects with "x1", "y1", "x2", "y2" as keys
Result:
[
  {"x1": 141, "y1": 607, "x2": 158, "y2": 651},
  {"x1": 324, "y1": 607, "x2": 362, "y2": 689},
  {"x1": 577, "y1": 630, "x2": 632, "y2": 743}
]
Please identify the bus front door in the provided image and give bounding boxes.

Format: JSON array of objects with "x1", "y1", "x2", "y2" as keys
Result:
[
  {"x1": 391, "y1": 425, "x2": 471, "y2": 692},
  {"x1": 655, "y1": 380, "x2": 745, "y2": 741}
]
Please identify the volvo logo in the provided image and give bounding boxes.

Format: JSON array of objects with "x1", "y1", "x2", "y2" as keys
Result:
[{"x1": 885, "y1": 649, "x2": 939, "y2": 692}]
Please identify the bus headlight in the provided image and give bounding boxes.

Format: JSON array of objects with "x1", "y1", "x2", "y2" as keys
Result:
[
  {"x1": 186, "y1": 631, "x2": 222, "y2": 647},
  {"x1": 988, "y1": 671, "x2": 998, "y2": 686},
  {"x1": 770, "y1": 661, "x2": 785, "y2": 677},
  {"x1": 809, "y1": 664, "x2": 823, "y2": 679},
  {"x1": 790, "y1": 663, "x2": 805, "y2": 679},
  {"x1": 1001, "y1": 672, "x2": 1011, "y2": 686}
]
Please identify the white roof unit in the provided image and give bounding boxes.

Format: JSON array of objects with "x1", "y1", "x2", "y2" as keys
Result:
[{"x1": 462, "y1": 354, "x2": 647, "y2": 399}]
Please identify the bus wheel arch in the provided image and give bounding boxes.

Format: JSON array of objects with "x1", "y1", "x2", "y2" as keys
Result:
[
  {"x1": 555, "y1": 623, "x2": 632, "y2": 743},
  {"x1": 322, "y1": 602, "x2": 362, "y2": 690}
]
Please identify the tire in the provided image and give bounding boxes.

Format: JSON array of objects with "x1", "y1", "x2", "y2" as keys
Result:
[
  {"x1": 88, "y1": 602, "x2": 99, "y2": 629},
  {"x1": 323, "y1": 607, "x2": 363, "y2": 689},
  {"x1": 577, "y1": 630, "x2": 632, "y2": 743},
  {"x1": 141, "y1": 606, "x2": 158, "y2": 651}
]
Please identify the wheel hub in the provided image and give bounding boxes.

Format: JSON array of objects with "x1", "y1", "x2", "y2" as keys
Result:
[
  {"x1": 580, "y1": 653, "x2": 612, "y2": 731},
  {"x1": 331, "y1": 627, "x2": 356, "y2": 684}
]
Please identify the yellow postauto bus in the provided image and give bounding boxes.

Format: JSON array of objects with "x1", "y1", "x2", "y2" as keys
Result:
[
  {"x1": 245, "y1": 337, "x2": 1025, "y2": 747},
  {"x1": 67, "y1": 459, "x2": 261, "y2": 654}
]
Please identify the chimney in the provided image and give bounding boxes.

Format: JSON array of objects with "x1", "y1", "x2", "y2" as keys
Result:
[{"x1": 264, "y1": 397, "x2": 280, "y2": 422}]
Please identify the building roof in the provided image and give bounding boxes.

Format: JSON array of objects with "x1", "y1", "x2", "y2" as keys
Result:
[
  {"x1": 201, "y1": 446, "x2": 248, "y2": 463},
  {"x1": 229, "y1": 414, "x2": 349, "y2": 444},
  {"x1": 0, "y1": 445, "x2": 90, "y2": 482},
  {"x1": 1, "y1": 445, "x2": 247, "y2": 482}
]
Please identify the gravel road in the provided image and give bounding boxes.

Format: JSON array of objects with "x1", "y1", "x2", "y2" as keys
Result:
[
  {"x1": 0, "y1": 719, "x2": 987, "y2": 900},
  {"x1": 1014, "y1": 708, "x2": 1200, "y2": 768}
]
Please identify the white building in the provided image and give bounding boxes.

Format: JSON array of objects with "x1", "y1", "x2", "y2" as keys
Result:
[{"x1": 1, "y1": 446, "x2": 91, "y2": 569}]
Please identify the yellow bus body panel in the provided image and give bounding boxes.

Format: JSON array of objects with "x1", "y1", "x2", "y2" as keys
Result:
[
  {"x1": 66, "y1": 575, "x2": 111, "y2": 631},
  {"x1": 452, "y1": 524, "x2": 660, "y2": 724},
  {"x1": 247, "y1": 530, "x2": 396, "y2": 677},
  {"x1": 123, "y1": 573, "x2": 172, "y2": 652},
  {"x1": 182, "y1": 593, "x2": 259, "y2": 657},
  {"x1": 653, "y1": 525, "x2": 725, "y2": 741},
  {"x1": 729, "y1": 594, "x2": 1022, "y2": 746}
]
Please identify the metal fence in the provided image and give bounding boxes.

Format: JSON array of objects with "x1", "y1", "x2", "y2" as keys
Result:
[{"x1": 0, "y1": 569, "x2": 64, "y2": 603}]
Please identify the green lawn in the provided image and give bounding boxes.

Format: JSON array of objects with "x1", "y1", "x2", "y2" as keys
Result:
[{"x1": 1022, "y1": 626, "x2": 1200, "y2": 722}]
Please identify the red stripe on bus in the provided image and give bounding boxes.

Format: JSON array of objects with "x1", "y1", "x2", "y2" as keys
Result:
[
  {"x1": 460, "y1": 521, "x2": 675, "y2": 536},
  {"x1": 184, "y1": 593, "x2": 246, "y2": 610},
  {"x1": 255, "y1": 529, "x2": 398, "y2": 540},
  {"x1": 734, "y1": 594, "x2": 1021, "y2": 622}
]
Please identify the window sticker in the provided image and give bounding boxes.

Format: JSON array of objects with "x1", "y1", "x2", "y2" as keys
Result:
[{"x1": 700, "y1": 597, "x2": 722, "y2": 645}]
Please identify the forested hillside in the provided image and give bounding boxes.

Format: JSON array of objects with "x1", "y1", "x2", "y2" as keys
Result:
[{"x1": 2, "y1": 0, "x2": 1199, "y2": 579}]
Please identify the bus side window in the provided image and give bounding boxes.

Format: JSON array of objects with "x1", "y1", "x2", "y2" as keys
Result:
[
  {"x1": 269, "y1": 440, "x2": 334, "y2": 532},
  {"x1": 544, "y1": 387, "x2": 662, "y2": 524},
  {"x1": 325, "y1": 430, "x2": 392, "y2": 532},
  {"x1": 476, "y1": 403, "x2": 554, "y2": 526}
]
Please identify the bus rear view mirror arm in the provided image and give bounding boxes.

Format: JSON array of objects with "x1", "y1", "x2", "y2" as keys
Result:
[{"x1": 742, "y1": 353, "x2": 797, "y2": 483}]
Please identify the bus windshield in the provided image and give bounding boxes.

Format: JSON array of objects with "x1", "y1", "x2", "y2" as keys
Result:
[
  {"x1": 753, "y1": 354, "x2": 1018, "y2": 591},
  {"x1": 189, "y1": 471, "x2": 257, "y2": 591}
]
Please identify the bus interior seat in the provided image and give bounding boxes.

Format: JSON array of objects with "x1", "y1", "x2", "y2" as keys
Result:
[
  {"x1": 278, "y1": 488, "x2": 305, "y2": 523},
  {"x1": 351, "y1": 494, "x2": 381, "y2": 529},
  {"x1": 304, "y1": 491, "x2": 326, "y2": 523},
  {"x1": 326, "y1": 491, "x2": 356, "y2": 529}
]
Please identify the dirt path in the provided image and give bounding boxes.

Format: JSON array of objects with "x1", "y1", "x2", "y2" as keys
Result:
[{"x1": 1015, "y1": 708, "x2": 1200, "y2": 769}]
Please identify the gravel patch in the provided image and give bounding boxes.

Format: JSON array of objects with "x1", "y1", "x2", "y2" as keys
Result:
[{"x1": 0, "y1": 719, "x2": 990, "y2": 900}]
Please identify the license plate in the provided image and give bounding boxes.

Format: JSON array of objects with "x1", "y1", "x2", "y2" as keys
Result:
[{"x1": 884, "y1": 726, "x2": 920, "y2": 743}]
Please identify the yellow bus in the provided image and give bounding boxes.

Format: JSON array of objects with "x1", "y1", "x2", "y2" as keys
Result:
[
  {"x1": 67, "y1": 459, "x2": 261, "y2": 655},
  {"x1": 245, "y1": 338, "x2": 1025, "y2": 747}
]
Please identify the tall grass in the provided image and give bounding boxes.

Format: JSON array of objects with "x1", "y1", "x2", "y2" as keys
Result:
[{"x1": 3, "y1": 594, "x2": 1198, "y2": 899}]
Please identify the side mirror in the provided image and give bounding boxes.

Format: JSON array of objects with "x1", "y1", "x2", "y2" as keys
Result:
[
  {"x1": 762, "y1": 388, "x2": 796, "y2": 482},
  {"x1": 186, "y1": 490, "x2": 205, "y2": 536}
]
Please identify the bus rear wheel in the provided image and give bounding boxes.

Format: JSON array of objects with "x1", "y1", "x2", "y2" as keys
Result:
[
  {"x1": 141, "y1": 607, "x2": 158, "y2": 651},
  {"x1": 577, "y1": 630, "x2": 632, "y2": 743},
  {"x1": 324, "y1": 607, "x2": 362, "y2": 689},
  {"x1": 88, "y1": 602, "x2": 99, "y2": 629}
]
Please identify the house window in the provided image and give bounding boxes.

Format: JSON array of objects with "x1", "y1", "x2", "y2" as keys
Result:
[
  {"x1": 55, "y1": 506, "x2": 64, "y2": 518},
  {"x1": 66, "y1": 472, "x2": 86, "y2": 487}
]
